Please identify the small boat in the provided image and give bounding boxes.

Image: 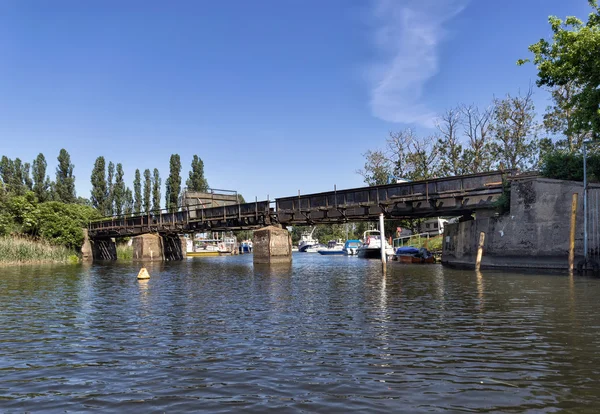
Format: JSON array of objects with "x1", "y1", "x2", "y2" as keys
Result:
[
  {"x1": 394, "y1": 246, "x2": 435, "y2": 264},
  {"x1": 187, "y1": 239, "x2": 222, "y2": 257},
  {"x1": 318, "y1": 240, "x2": 345, "y2": 255},
  {"x1": 298, "y1": 227, "x2": 319, "y2": 252},
  {"x1": 239, "y1": 240, "x2": 253, "y2": 254},
  {"x1": 357, "y1": 230, "x2": 394, "y2": 259},
  {"x1": 343, "y1": 240, "x2": 361, "y2": 256},
  {"x1": 305, "y1": 244, "x2": 326, "y2": 253}
]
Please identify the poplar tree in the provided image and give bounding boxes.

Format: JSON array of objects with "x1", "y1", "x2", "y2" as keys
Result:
[
  {"x1": 133, "y1": 169, "x2": 142, "y2": 214},
  {"x1": 23, "y1": 163, "x2": 33, "y2": 191},
  {"x1": 152, "y1": 168, "x2": 161, "y2": 212},
  {"x1": 55, "y1": 149, "x2": 76, "y2": 203},
  {"x1": 0, "y1": 156, "x2": 14, "y2": 191},
  {"x1": 91, "y1": 156, "x2": 108, "y2": 214},
  {"x1": 165, "y1": 154, "x2": 181, "y2": 212},
  {"x1": 32, "y1": 153, "x2": 50, "y2": 202},
  {"x1": 113, "y1": 163, "x2": 126, "y2": 215},
  {"x1": 186, "y1": 155, "x2": 209, "y2": 192},
  {"x1": 12, "y1": 158, "x2": 25, "y2": 195},
  {"x1": 124, "y1": 187, "x2": 134, "y2": 215},
  {"x1": 143, "y1": 169, "x2": 152, "y2": 213},
  {"x1": 106, "y1": 161, "x2": 115, "y2": 215}
]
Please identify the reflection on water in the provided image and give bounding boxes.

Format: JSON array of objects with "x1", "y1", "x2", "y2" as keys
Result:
[{"x1": 1, "y1": 255, "x2": 600, "y2": 412}]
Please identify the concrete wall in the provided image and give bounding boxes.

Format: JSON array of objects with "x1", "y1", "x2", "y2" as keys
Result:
[
  {"x1": 443, "y1": 178, "x2": 594, "y2": 270},
  {"x1": 253, "y1": 226, "x2": 292, "y2": 264},
  {"x1": 133, "y1": 234, "x2": 164, "y2": 262}
]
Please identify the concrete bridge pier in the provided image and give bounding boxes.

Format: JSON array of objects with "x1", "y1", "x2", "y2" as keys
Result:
[
  {"x1": 253, "y1": 225, "x2": 292, "y2": 264},
  {"x1": 133, "y1": 234, "x2": 164, "y2": 262}
]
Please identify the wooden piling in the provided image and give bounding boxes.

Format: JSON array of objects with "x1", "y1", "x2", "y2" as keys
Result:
[
  {"x1": 569, "y1": 193, "x2": 578, "y2": 272},
  {"x1": 475, "y1": 232, "x2": 485, "y2": 271},
  {"x1": 379, "y1": 213, "x2": 387, "y2": 274}
]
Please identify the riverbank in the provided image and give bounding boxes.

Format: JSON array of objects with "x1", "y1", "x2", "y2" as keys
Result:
[{"x1": 0, "y1": 237, "x2": 78, "y2": 265}]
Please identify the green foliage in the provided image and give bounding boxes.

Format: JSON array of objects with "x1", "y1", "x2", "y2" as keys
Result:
[
  {"x1": 31, "y1": 202, "x2": 99, "y2": 249},
  {"x1": 143, "y1": 169, "x2": 152, "y2": 213},
  {"x1": 91, "y1": 156, "x2": 108, "y2": 214},
  {"x1": 106, "y1": 161, "x2": 115, "y2": 215},
  {"x1": 54, "y1": 149, "x2": 76, "y2": 203},
  {"x1": 519, "y1": 1, "x2": 600, "y2": 139},
  {"x1": 152, "y1": 168, "x2": 161, "y2": 212},
  {"x1": 186, "y1": 155, "x2": 209, "y2": 192},
  {"x1": 116, "y1": 243, "x2": 133, "y2": 260},
  {"x1": 32, "y1": 153, "x2": 50, "y2": 202},
  {"x1": 165, "y1": 154, "x2": 182, "y2": 212},
  {"x1": 539, "y1": 150, "x2": 600, "y2": 182},
  {"x1": 113, "y1": 163, "x2": 126, "y2": 215},
  {"x1": 133, "y1": 169, "x2": 142, "y2": 213}
]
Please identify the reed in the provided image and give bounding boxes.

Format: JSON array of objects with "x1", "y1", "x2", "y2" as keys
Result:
[
  {"x1": 116, "y1": 244, "x2": 133, "y2": 260},
  {"x1": 0, "y1": 236, "x2": 77, "y2": 264}
]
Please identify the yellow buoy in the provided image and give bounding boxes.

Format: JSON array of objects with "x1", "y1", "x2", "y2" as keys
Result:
[{"x1": 137, "y1": 267, "x2": 150, "y2": 280}]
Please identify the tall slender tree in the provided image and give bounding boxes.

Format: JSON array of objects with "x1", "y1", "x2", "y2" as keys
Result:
[
  {"x1": 91, "y1": 156, "x2": 108, "y2": 214},
  {"x1": 143, "y1": 169, "x2": 152, "y2": 213},
  {"x1": 55, "y1": 149, "x2": 76, "y2": 203},
  {"x1": 165, "y1": 154, "x2": 182, "y2": 212},
  {"x1": 186, "y1": 155, "x2": 209, "y2": 192},
  {"x1": 12, "y1": 158, "x2": 25, "y2": 195},
  {"x1": 0, "y1": 156, "x2": 14, "y2": 191},
  {"x1": 106, "y1": 161, "x2": 115, "y2": 215},
  {"x1": 22, "y1": 162, "x2": 33, "y2": 191},
  {"x1": 124, "y1": 187, "x2": 134, "y2": 215},
  {"x1": 133, "y1": 169, "x2": 142, "y2": 214},
  {"x1": 152, "y1": 168, "x2": 161, "y2": 212},
  {"x1": 113, "y1": 163, "x2": 126, "y2": 215},
  {"x1": 32, "y1": 153, "x2": 50, "y2": 202}
]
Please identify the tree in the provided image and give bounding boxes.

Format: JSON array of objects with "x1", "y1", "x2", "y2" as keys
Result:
[
  {"x1": 143, "y1": 169, "x2": 152, "y2": 213},
  {"x1": 22, "y1": 163, "x2": 33, "y2": 191},
  {"x1": 436, "y1": 108, "x2": 464, "y2": 176},
  {"x1": 32, "y1": 153, "x2": 50, "y2": 202},
  {"x1": 133, "y1": 169, "x2": 142, "y2": 214},
  {"x1": 124, "y1": 187, "x2": 133, "y2": 215},
  {"x1": 0, "y1": 156, "x2": 14, "y2": 192},
  {"x1": 543, "y1": 82, "x2": 591, "y2": 152},
  {"x1": 461, "y1": 104, "x2": 494, "y2": 173},
  {"x1": 386, "y1": 129, "x2": 415, "y2": 180},
  {"x1": 186, "y1": 155, "x2": 209, "y2": 192},
  {"x1": 12, "y1": 158, "x2": 25, "y2": 196},
  {"x1": 356, "y1": 149, "x2": 391, "y2": 186},
  {"x1": 519, "y1": 1, "x2": 600, "y2": 138},
  {"x1": 490, "y1": 88, "x2": 540, "y2": 170},
  {"x1": 152, "y1": 168, "x2": 161, "y2": 212},
  {"x1": 165, "y1": 154, "x2": 182, "y2": 212},
  {"x1": 55, "y1": 149, "x2": 76, "y2": 203},
  {"x1": 90, "y1": 156, "x2": 108, "y2": 214},
  {"x1": 406, "y1": 135, "x2": 441, "y2": 180},
  {"x1": 106, "y1": 161, "x2": 115, "y2": 215},
  {"x1": 113, "y1": 163, "x2": 126, "y2": 216}
]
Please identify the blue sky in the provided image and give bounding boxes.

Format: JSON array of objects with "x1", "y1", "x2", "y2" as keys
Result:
[{"x1": 0, "y1": 0, "x2": 592, "y2": 202}]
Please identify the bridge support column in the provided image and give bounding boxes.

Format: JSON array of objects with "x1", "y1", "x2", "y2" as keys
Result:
[
  {"x1": 132, "y1": 234, "x2": 165, "y2": 262},
  {"x1": 253, "y1": 225, "x2": 292, "y2": 264},
  {"x1": 92, "y1": 238, "x2": 117, "y2": 261},
  {"x1": 81, "y1": 228, "x2": 93, "y2": 262}
]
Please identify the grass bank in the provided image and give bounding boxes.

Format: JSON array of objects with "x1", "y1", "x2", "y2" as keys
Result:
[
  {"x1": 0, "y1": 236, "x2": 79, "y2": 265},
  {"x1": 395, "y1": 234, "x2": 443, "y2": 252}
]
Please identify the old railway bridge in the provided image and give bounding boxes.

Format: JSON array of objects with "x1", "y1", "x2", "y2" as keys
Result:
[{"x1": 83, "y1": 170, "x2": 514, "y2": 262}]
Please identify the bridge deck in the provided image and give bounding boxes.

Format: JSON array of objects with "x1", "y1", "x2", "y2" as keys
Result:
[{"x1": 88, "y1": 170, "x2": 513, "y2": 238}]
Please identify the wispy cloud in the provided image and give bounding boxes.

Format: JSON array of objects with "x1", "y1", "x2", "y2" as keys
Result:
[{"x1": 367, "y1": 0, "x2": 467, "y2": 127}]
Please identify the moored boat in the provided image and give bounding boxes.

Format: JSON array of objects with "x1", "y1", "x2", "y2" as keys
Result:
[
  {"x1": 298, "y1": 227, "x2": 319, "y2": 252},
  {"x1": 343, "y1": 240, "x2": 361, "y2": 255},
  {"x1": 318, "y1": 240, "x2": 345, "y2": 255},
  {"x1": 357, "y1": 230, "x2": 394, "y2": 259},
  {"x1": 394, "y1": 246, "x2": 435, "y2": 264}
]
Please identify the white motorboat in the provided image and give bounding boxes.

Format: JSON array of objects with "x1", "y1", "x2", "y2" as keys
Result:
[
  {"x1": 298, "y1": 227, "x2": 319, "y2": 252},
  {"x1": 343, "y1": 240, "x2": 361, "y2": 255},
  {"x1": 357, "y1": 230, "x2": 394, "y2": 259}
]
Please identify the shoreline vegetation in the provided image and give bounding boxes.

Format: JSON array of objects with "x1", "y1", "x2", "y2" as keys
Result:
[{"x1": 0, "y1": 236, "x2": 79, "y2": 265}]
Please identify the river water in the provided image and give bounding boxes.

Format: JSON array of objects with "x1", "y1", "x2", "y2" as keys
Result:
[{"x1": 1, "y1": 254, "x2": 600, "y2": 413}]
